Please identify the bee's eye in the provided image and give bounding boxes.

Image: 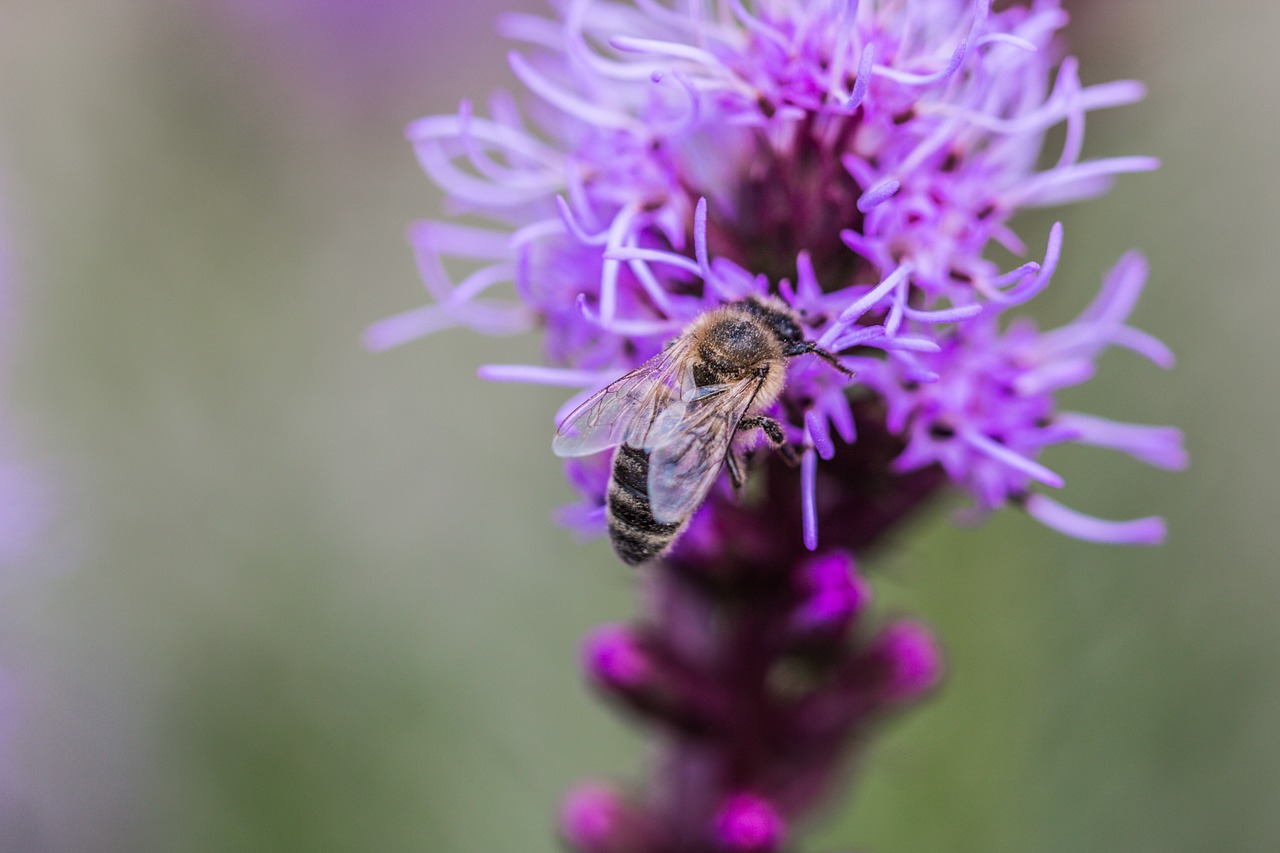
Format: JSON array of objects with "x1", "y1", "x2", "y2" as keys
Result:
[{"x1": 928, "y1": 422, "x2": 956, "y2": 440}]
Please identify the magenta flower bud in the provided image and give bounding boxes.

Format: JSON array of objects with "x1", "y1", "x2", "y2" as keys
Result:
[
  {"x1": 713, "y1": 793, "x2": 785, "y2": 853},
  {"x1": 876, "y1": 621, "x2": 943, "y2": 701},
  {"x1": 583, "y1": 624, "x2": 652, "y2": 692},
  {"x1": 561, "y1": 783, "x2": 643, "y2": 853},
  {"x1": 582, "y1": 620, "x2": 721, "y2": 734},
  {"x1": 791, "y1": 552, "x2": 871, "y2": 635},
  {"x1": 801, "y1": 552, "x2": 862, "y2": 593}
]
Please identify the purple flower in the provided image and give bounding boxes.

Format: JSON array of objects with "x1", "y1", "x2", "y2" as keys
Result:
[
  {"x1": 375, "y1": 0, "x2": 1183, "y2": 848},
  {"x1": 374, "y1": 0, "x2": 1182, "y2": 550}
]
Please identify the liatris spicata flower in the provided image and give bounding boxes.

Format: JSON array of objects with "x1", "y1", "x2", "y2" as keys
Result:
[{"x1": 372, "y1": 0, "x2": 1184, "y2": 848}]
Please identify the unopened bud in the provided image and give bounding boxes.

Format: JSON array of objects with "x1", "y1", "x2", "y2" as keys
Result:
[
  {"x1": 875, "y1": 621, "x2": 942, "y2": 701},
  {"x1": 713, "y1": 793, "x2": 785, "y2": 852},
  {"x1": 560, "y1": 783, "x2": 642, "y2": 853},
  {"x1": 791, "y1": 552, "x2": 870, "y2": 635},
  {"x1": 582, "y1": 624, "x2": 652, "y2": 692}
]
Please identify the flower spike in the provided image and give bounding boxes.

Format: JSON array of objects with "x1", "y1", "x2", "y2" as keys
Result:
[{"x1": 378, "y1": 1, "x2": 1183, "y2": 849}]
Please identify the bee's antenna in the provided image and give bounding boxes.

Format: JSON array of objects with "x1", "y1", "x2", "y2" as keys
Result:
[{"x1": 787, "y1": 340, "x2": 855, "y2": 378}]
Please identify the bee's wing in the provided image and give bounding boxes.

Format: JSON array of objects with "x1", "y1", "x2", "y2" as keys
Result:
[
  {"x1": 551, "y1": 339, "x2": 694, "y2": 458},
  {"x1": 645, "y1": 374, "x2": 766, "y2": 525}
]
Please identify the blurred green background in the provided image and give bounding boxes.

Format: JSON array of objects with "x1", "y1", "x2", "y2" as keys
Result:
[{"x1": 0, "y1": 1, "x2": 1275, "y2": 851}]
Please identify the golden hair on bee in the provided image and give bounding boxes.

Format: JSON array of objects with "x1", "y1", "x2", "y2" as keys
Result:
[{"x1": 553, "y1": 296, "x2": 851, "y2": 565}]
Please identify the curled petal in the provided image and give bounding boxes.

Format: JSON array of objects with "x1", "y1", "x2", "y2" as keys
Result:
[
  {"x1": 800, "y1": 448, "x2": 819, "y2": 552},
  {"x1": 1055, "y1": 413, "x2": 1188, "y2": 470},
  {"x1": 1024, "y1": 494, "x2": 1167, "y2": 545},
  {"x1": 856, "y1": 178, "x2": 900, "y2": 212}
]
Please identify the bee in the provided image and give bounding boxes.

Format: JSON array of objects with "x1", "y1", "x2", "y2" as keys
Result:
[{"x1": 553, "y1": 296, "x2": 851, "y2": 565}]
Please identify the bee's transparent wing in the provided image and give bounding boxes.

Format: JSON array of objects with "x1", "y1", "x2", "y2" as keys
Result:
[
  {"x1": 552, "y1": 340, "x2": 694, "y2": 458},
  {"x1": 646, "y1": 375, "x2": 766, "y2": 525}
]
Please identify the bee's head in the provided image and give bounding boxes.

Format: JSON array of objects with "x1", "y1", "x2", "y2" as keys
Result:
[{"x1": 740, "y1": 296, "x2": 805, "y2": 345}]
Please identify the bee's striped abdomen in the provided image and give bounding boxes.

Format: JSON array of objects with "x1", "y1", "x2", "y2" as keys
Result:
[{"x1": 606, "y1": 444, "x2": 683, "y2": 566}]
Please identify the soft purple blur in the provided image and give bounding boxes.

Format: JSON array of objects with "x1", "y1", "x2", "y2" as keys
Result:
[{"x1": 0, "y1": 200, "x2": 50, "y2": 570}]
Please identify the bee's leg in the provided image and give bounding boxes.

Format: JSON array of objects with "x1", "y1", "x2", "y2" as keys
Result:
[
  {"x1": 739, "y1": 415, "x2": 800, "y2": 466},
  {"x1": 776, "y1": 442, "x2": 800, "y2": 467},
  {"x1": 739, "y1": 415, "x2": 785, "y2": 445},
  {"x1": 725, "y1": 449, "x2": 746, "y2": 493}
]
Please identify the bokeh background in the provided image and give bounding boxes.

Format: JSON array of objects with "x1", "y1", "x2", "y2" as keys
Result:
[{"x1": 0, "y1": 1, "x2": 1275, "y2": 851}]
